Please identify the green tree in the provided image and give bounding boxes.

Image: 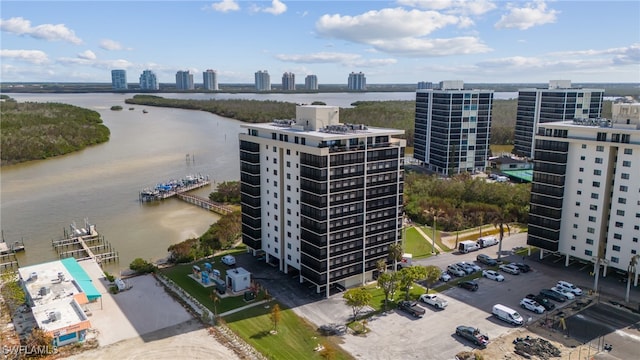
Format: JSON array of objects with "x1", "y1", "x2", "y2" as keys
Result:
[
  {"x1": 399, "y1": 266, "x2": 427, "y2": 300},
  {"x1": 129, "y1": 258, "x2": 156, "y2": 273},
  {"x1": 423, "y1": 265, "x2": 442, "y2": 294},
  {"x1": 0, "y1": 271, "x2": 26, "y2": 313},
  {"x1": 209, "y1": 181, "x2": 241, "y2": 203},
  {"x1": 490, "y1": 206, "x2": 514, "y2": 261},
  {"x1": 377, "y1": 271, "x2": 400, "y2": 311},
  {"x1": 388, "y1": 243, "x2": 403, "y2": 271},
  {"x1": 24, "y1": 328, "x2": 53, "y2": 357},
  {"x1": 270, "y1": 303, "x2": 281, "y2": 333},
  {"x1": 343, "y1": 287, "x2": 372, "y2": 321},
  {"x1": 375, "y1": 258, "x2": 387, "y2": 274}
]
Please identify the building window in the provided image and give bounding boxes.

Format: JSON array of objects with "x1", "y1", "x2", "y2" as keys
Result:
[
  {"x1": 580, "y1": 156, "x2": 585, "y2": 160},
  {"x1": 614, "y1": 233, "x2": 622, "y2": 240},
  {"x1": 274, "y1": 203, "x2": 278, "y2": 210},
  {"x1": 590, "y1": 204, "x2": 597, "y2": 211},
  {"x1": 576, "y1": 201, "x2": 581, "y2": 206},
  {"x1": 588, "y1": 216, "x2": 596, "y2": 222},
  {"x1": 574, "y1": 213, "x2": 579, "y2": 218},
  {"x1": 597, "y1": 132, "x2": 607, "y2": 141},
  {"x1": 571, "y1": 246, "x2": 576, "y2": 251},
  {"x1": 616, "y1": 210, "x2": 625, "y2": 216},
  {"x1": 287, "y1": 233, "x2": 291, "y2": 239},
  {"x1": 624, "y1": 148, "x2": 633, "y2": 155},
  {"x1": 573, "y1": 224, "x2": 578, "y2": 229},
  {"x1": 577, "y1": 190, "x2": 582, "y2": 195},
  {"x1": 611, "y1": 257, "x2": 619, "y2": 264},
  {"x1": 586, "y1": 239, "x2": 594, "y2": 245},
  {"x1": 592, "y1": 181, "x2": 600, "y2": 188},
  {"x1": 595, "y1": 158, "x2": 603, "y2": 164},
  {"x1": 287, "y1": 220, "x2": 291, "y2": 226},
  {"x1": 273, "y1": 158, "x2": 277, "y2": 164},
  {"x1": 621, "y1": 173, "x2": 630, "y2": 180},
  {"x1": 585, "y1": 250, "x2": 593, "y2": 256},
  {"x1": 622, "y1": 160, "x2": 631, "y2": 167},
  {"x1": 634, "y1": 238, "x2": 639, "y2": 243},
  {"x1": 587, "y1": 227, "x2": 595, "y2": 233},
  {"x1": 273, "y1": 169, "x2": 277, "y2": 175},
  {"x1": 581, "y1": 144, "x2": 587, "y2": 149},
  {"x1": 287, "y1": 208, "x2": 291, "y2": 215},
  {"x1": 572, "y1": 235, "x2": 577, "y2": 239},
  {"x1": 615, "y1": 221, "x2": 623, "y2": 228},
  {"x1": 593, "y1": 169, "x2": 601, "y2": 176},
  {"x1": 620, "y1": 185, "x2": 628, "y2": 192},
  {"x1": 596, "y1": 145, "x2": 604, "y2": 152},
  {"x1": 578, "y1": 179, "x2": 583, "y2": 184},
  {"x1": 286, "y1": 173, "x2": 291, "y2": 180},
  {"x1": 287, "y1": 197, "x2": 291, "y2": 203},
  {"x1": 272, "y1": 133, "x2": 277, "y2": 140},
  {"x1": 287, "y1": 254, "x2": 291, "y2": 260},
  {"x1": 286, "y1": 161, "x2": 291, "y2": 168},
  {"x1": 286, "y1": 185, "x2": 291, "y2": 191},
  {"x1": 274, "y1": 181, "x2": 277, "y2": 187},
  {"x1": 591, "y1": 193, "x2": 598, "y2": 199},
  {"x1": 618, "y1": 197, "x2": 626, "y2": 204},
  {"x1": 579, "y1": 167, "x2": 584, "y2": 172},
  {"x1": 612, "y1": 245, "x2": 621, "y2": 252},
  {"x1": 286, "y1": 149, "x2": 290, "y2": 155},
  {"x1": 273, "y1": 147, "x2": 277, "y2": 153}
]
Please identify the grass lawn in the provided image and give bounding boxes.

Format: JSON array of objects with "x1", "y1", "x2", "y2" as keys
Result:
[
  {"x1": 160, "y1": 249, "x2": 263, "y2": 314},
  {"x1": 404, "y1": 227, "x2": 436, "y2": 258},
  {"x1": 363, "y1": 280, "x2": 427, "y2": 312},
  {"x1": 224, "y1": 302, "x2": 354, "y2": 360}
]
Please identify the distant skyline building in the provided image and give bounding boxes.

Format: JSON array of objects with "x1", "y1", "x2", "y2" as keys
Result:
[
  {"x1": 413, "y1": 80, "x2": 494, "y2": 175},
  {"x1": 527, "y1": 117, "x2": 640, "y2": 280},
  {"x1": 514, "y1": 80, "x2": 604, "y2": 158},
  {"x1": 203, "y1": 69, "x2": 218, "y2": 91},
  {"x1": 175, "y1": 70, "x2": 194, "y2": 90},
  {"x1": 305, "y1": 75, "x2": 318, "y2": 90},
  {"x1": 347, "y1": 72, "x2": 366, "y2": 91},
  {"x1": 255, "y1": 70, "x2": 271, "y2": 91},
  {"x1": 111, "y1": 69, "x2": 127, "y2": 90},
  {"x1": 417, "y1": 81, "x2": 433, "y2": 90},
  {"x1": 281, "y1": 72, "x2": 295, "y2": 91},
  {"x1": 139, "y1": 70, "x2": 159, "y2": 90}
]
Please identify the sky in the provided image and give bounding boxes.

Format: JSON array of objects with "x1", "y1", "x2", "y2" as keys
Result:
[{"x1": 1, "y1": 0, "x2": 639, "y2": 84}]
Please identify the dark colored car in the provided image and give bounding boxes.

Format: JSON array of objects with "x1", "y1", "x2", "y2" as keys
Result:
[
  {"x1": 458, "y1": 280, "x2": 479, "y2": 291},
  {"x1": 455, "y1": 325, "x2": 489, "y2": 348},
  {"x1": 397, "y1": 300, "x2": 426, "y2": 318},
  {"x1": 476, "y1": 254, "x2": 498, "y2": 266},
  {"x1": 539, "y1": 289, "x2": 567, "y2": 302},
  {"x1": 526, "y1": 294, "x2": 556, "y2": 310},
  {"x1": 513, "y1": 263, "x2": 531, "y2": 273}
]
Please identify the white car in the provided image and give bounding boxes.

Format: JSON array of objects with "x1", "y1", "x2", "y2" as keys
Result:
[
  {"x1": 482, "y1": 270, "x2": 505, "y2": 282},
  {"x1": 221, "y1": 254, "x2": 236, "y2": 266},
  {"x1": 456, "y1": 262, "x2": 476, "y2": 274},
  {"x1": 550, "y1": 286, "x2": 575, "y2": 300},
  {"x1": 419, "y1": 293, "x2": 448, "y2": 309},
  {"x1": 447, "y1": 264, "x2": 466, "y2": 277},
  {"x1": 556, "y1": 281, "x2": 583, "y2": 296},
  {"x1": 440, "y1": 271, "x2": 452, "y2": 282},
  {"x1": 461, "y1": 261, "x2": 482, "y2": 273},
  {"x1": 499, "y1": 264, "x2": 521, "y2": 275},
  {"x1": 520, "y1": 298, "x2": 545, "y2": 314}
]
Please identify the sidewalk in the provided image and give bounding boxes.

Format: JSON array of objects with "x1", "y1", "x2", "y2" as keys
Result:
[{"x1": 413, "y1": 226, "x2": 445, "y2": 253}]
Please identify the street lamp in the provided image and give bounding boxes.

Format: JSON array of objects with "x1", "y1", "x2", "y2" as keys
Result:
[{"x1": 625, "y1": 255, "x2": 640, "y2": 303}]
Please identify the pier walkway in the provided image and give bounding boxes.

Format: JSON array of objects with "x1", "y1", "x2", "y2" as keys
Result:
[
  {"x1": 176, "y1": 193, "x2": 234, "y2": 215},
  {"x1": 52, "y1": 222, "x2": 119, "y2": 265}
]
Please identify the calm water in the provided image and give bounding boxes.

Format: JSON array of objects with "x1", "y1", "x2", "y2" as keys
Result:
[{"x1": 0, "y1": 91, "x2": 515, "y2": 272}]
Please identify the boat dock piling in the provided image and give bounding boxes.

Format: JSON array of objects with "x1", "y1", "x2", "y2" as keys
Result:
[
  {"x1": 176, "y1": 193, "x2": 233, "y2": 215},
  {"x1": 0, "y1": 253, "x2": 19, "y2": 271},
  {"x1": 52, "y1": 220, "x2": 119, "y2": 265}
]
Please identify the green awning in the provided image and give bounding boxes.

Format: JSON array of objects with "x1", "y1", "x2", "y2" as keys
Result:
[
  {"x1": 61, "y1": 257, "x2": 102, "y2": 301},
  {"x1": 502, "y1": 169, "x2": 533, "y2": 183}
]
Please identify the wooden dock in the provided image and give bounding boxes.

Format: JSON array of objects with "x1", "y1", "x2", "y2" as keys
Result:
[
  {"x1": 52, "y1": 222, "x2": 119, "y2": 265},
  {"x1": 0, "y1": 253, "x2": 19, "y2": 272},
  {"x1": 176, "y1": 193, "x2": 234, "y2": 215},
  {"x1": 139, "y1": 175, "x2": 210, "y2": 202}
]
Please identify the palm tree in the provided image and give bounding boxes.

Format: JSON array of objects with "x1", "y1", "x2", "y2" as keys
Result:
[
  {"x1": 388, "y1": 243, "x2": 403, "y2": 271},
  {"x1": 376, "y1": 258, "x2": 387, "y2": 274},
  {"x1": 452, "y1": 212, "x2": 464, "y2": 248},
  {"x1": 425, "y1": 207, "x2": 445, "y2": 254},
  {"x1": 491, "y1": 207, "x2": 513, "y2": 261}
]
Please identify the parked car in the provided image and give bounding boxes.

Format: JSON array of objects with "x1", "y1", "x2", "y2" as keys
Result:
[
  {"x1": 476, "y1": 254, "x2": 498, "y2": 266},
  {"x1": 460, "y1": 261, "x2": 482, "y2": 272},
  {"x1": 456, "y1": 262, "x2": 476, "y2": 275},
  {"x1": 539, "y1": 288, "x2": 567, "y2": 302},
  {"x1": 551, "y1": 286, "x2": 576, "y2": 300},
  {"x1": 499, "y1": 264, "x2": 521, "y2": 275},
  {"x1": 520, "y1": 298, "x2": 545, "y2": 314},
  {"x1": 397, "y1": 300, "x2": 426, "y2": 318},
  {"x1": 458, "y1": 280, "x2": 479, "y2": 291},
  {"x1": 556, "y1": 281, "x2": 583, "y2": 296},
  {"x1": 419, "y1": 294, "x2": 448, "y2": 309},
  {"x1": 512, "y1": 263, "x2": 531, "y2": 273},
  {"x1": 482, "y1": 270, "x2": 505, "y2": 282},
  {"x1": 447, "y1": 264, "x2": 466, "y2": 277},
  {"x1": 525, "y1": 294, "x2": 556, "y2": 311},
  {"x1": 492, "y1": 304, "x2": 524, "y2": 326},
  {"x1": 221, "y1": 254, "x2": 236, "y2": 266},
  {"x1": 440, "y1": 271, "x2": 452, "y2": 282},
  {"x1": 455, "y1": 325, "x2": 489, "y2": 348}
]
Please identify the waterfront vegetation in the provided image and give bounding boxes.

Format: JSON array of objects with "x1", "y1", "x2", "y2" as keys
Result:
[{"x1": 0, "y1": 97, "x2": 110, "y2": 166}]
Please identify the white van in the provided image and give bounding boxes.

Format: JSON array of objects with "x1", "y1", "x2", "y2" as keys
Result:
[
  {"x1": 221, "y1": 254, "x2": 236, "y2": 266},
  {"x1": 477, "y1": 236, "x2": 498, "y2": 248},
  {"x1": 458, "y1": 240, "x2": 480, "y2": 254},
  {"x1": 492, "y1": 304, "x2": 524, "y2": 326}
]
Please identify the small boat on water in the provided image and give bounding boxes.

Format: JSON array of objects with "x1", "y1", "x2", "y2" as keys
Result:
[
  {"x1": 142, "y1": 109, "x2": 148, "y2": 114},
  {"x1": 12, "y1": 240, "x2": 25, "y2": 252}
]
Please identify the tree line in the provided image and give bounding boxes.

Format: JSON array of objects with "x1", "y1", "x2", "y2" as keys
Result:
[{"x1": 0, "y1": 97, "x2": 110, "y2": 166}]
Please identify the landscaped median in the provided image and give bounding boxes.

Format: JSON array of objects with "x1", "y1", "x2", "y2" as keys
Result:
[{"x1": 159, "y1": 249, "x2": 354, "y2": 359}]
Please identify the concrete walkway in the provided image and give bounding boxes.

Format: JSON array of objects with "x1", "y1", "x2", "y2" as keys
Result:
[{"x1": 413, "y1": 226, "x2": 445, "y2": 253}]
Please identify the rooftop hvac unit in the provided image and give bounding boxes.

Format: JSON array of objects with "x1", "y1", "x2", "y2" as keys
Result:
[
  {"x1": 39, "y1": 286, "x2": 51, "y2": 296},
  {"x1": 58, "y1": 272, "x2": 65, "y2": 281},
  {"x1": 48, "y1": 311, "x2": 62, "y2": 322}
]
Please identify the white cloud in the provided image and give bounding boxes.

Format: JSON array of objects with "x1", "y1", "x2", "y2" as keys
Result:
[
  {"x1": 77, "y1": 50, "x2": 96, "y2": 60},
  {"x1": 209, "y1": 0, "x2": 240, "y2": 13},
  {"x1": 397, "y1": 0, "x2": 497, "y2": 15},
  {"x1": 100, "y1": 39, "x2": 124, "y2": 51},
  {"x1": 495, "y1": 1, "x2": 559, "y2": 30},
  {"x1": 0, "y1": 17, "x2": 82, "y2": 44},
  {"x1": 371, "y1": 36, "x2": 491, "y2": 57},
  {"x1": 0, "y1": 49, "x2": 49, "y2": 64},
  {"x1": 250, "y1": 0, "x2": 287, "y2": 15},
  {"x1": 275, "y1": 51, "x2": 396, "y2": 67}
]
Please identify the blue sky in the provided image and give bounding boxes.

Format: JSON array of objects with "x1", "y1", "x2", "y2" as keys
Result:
[{"x1": 1, "y1": 0, "x2": 639, "y2": 84}]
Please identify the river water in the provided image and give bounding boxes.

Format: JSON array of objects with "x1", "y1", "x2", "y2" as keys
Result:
[{"x1": 1, "y1": 91, "x2": 516, "y2": 273}]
